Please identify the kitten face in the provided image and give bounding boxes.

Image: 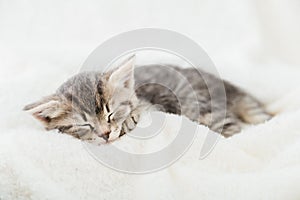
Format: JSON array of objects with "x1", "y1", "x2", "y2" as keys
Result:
[{"x1": 24, "y1": 56, "x2": 138, "y2": 144}]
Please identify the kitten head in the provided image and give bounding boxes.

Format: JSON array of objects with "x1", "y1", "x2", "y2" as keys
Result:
[{"x1": 24, "y1": 56, "x2": 138, "y2": 144}]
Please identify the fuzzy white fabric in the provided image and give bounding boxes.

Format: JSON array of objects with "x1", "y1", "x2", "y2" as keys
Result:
[
  {"x1": 1, "y1": 0, "x2": 300, "y2": 199},
  {"x1": 1, "y1": 48, "x2": 300, "y2": 200}
]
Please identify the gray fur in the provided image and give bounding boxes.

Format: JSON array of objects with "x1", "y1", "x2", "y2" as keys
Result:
[{"x1": 133, "y1": 65, "x2": 271, "y2": 137}]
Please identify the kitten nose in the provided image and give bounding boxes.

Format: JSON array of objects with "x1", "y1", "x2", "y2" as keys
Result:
[{"x1": 99, "y1": 131, "x2": 111, "y2": 142}]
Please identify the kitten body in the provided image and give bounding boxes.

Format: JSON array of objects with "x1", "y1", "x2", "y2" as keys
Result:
[
  {"x1": 24, "y1": 57, "x2": 271, "y2": 144},
  {"x1": 133, "y1": 65, "x2": 271, "y2": 136}
]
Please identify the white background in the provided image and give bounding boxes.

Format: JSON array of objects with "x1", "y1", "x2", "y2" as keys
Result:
[
  {"x1": 1, "y1": 0, "x2": 300, "y2": 199},
  {"x1": 1, "y1": 0, "x2": 300, "y2": 65}
]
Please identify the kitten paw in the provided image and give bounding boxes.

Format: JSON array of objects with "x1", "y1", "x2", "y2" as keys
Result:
[{"x1": 121, "y1": 111, "x2": 140, "y2": 136}]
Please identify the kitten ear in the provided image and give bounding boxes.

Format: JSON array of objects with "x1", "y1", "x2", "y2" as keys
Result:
[
  {"x1": 23, "y1": 95, "x2": 66, "y2": 125},
  {"x1": 108, "y1": 55, "x2": 135, "y2": 89}
]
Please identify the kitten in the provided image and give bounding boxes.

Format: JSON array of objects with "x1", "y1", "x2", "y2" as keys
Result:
[{"x1": 24, "y1": 56, "x2": 271, "y2": 144}]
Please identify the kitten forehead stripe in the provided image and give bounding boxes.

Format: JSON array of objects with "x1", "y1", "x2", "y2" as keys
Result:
[
  {"x1": 96, "y1": 80, "x2": 105, "y2": 114},
  {"x1": 64, "y1": 93, "x2": 92, "y2": 114}
]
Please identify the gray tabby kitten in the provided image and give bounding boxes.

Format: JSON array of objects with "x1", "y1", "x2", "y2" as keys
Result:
[{"x1": 24, "y1": 56, "x2": 271, "y2": 144}]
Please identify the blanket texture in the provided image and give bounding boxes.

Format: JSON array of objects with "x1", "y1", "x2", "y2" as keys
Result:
[{"x1": 1, "y1": 46, "x2": 300, "y2": 200}]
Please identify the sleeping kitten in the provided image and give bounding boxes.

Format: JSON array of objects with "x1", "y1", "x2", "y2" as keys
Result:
[{"x1": 24, "y1": 56, "x2": 271, "y2": 144}]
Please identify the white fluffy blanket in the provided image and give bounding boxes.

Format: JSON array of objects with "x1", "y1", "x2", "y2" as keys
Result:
[{"x1": 1, "y1": 45, "x2": 300, "y2": 200}]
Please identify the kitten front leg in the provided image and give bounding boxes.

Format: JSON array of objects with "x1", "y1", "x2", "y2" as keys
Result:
[
  {"x1": 119, "y1": 100, "x2": 155, "y2": 137},
  {"x1": 120, "y1": 110, "x2": 141, "y2": 137}
]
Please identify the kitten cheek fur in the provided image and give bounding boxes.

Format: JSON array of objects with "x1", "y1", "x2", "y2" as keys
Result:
[{"x1": 23, "y1": 94, "x2": 71, "y2": 129}]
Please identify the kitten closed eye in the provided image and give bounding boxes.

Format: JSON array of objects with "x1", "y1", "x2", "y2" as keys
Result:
[
  {"x1": 79, "y1": 124, "x2": 95, "y2": 130},
  {"x1": 107, "y1": 113, "x2": 113, "y2": 123}
]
